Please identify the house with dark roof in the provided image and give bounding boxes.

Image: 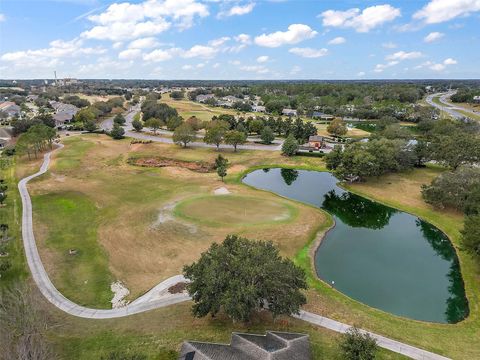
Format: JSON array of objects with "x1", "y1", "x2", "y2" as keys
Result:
[
  {"x1": 178, "y1": 331, "x2": 311, "y2": 360},
  {"x1": 312, "y1": 112, "x2": 334, "y2": 121},
  {"x1": 282, "y1": 109, "x2": 297, "y2": 117}
]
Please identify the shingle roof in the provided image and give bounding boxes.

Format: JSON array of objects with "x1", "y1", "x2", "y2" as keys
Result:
[{"x1": 179, "y1": 331, "x2": 311, "y2": 360}]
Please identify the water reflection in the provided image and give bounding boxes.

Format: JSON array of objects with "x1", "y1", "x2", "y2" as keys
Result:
[
  {"x1": 242, "y1": 168, "x2": 468, "y2": 323},
  {"x1": 322, "y1": 190, "x2": 396, "y2": 229},
  {"x1": 416, "y1": 220, "x2": 469, "y2": 322},
  {"x1": 280, "y1": 168, "x2": 299, "y2": 186}
]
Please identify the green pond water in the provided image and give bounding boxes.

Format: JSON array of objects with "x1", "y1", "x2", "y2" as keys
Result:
[{"x1": 242, "y1": 168, "x2": 468, "y2": 323}]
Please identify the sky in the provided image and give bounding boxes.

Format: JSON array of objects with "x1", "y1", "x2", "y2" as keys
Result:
[{"x1": 0, "y1": 0, "x2": 479, "y2": 80}]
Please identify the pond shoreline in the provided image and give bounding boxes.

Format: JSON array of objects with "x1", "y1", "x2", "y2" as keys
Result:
[{"x1": 241, "y1": 167, "x2": 469, "y2": 324}]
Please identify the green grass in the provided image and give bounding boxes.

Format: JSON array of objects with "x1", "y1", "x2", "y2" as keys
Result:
[
  {"x1": 0, "y1": 155, "x2": 28, "y2": 285},
  {"x1": 173, "y1": 195, "x2": 297, "y2": 227},
  {"x1": 32, "y1": 192, "x2": 113, "y2": 308},
  {"x1": 49, "y1": 301, "x2": 406, "y2": 360},
  {"x1": 55, "y1": 137, "x2": 95, "y2": 171}
]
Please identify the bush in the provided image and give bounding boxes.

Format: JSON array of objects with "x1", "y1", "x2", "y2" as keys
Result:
[
  {"x1": 421, "y1": 167, "x2": 480, "y2": 214},
  {"x1": 110, "y1": 124, "x2": 125, "y2": 140},
  {"x1": 462, "y1": 215, "x2": 480, "y2": 256},
  {"x1": 340, "y1": 326, "x2": 378, "y2": 360},
  {"x1": 2, "y1": 146, "x2": 15, "y2": 156}
]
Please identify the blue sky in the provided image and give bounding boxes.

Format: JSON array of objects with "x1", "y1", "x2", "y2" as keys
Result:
[{"x1": 0, "y1": 0, "x2": 479, "y2": 79}]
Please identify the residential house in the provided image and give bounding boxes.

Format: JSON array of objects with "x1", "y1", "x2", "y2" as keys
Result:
[
  {"x1": 473, "y1": 95, "x2": 480, "y2": 104},
  {"x1": 253, "y1": 105, "x2": 266, "y2": 113},
  {"x1": 282, "y1": 109, "x2": 297, "y2": 117},
  {"x1": 312, "y1": 112, "x2": 334, "y2": 121},
  {"x1": 179, "y1": 331, "x2": 311, "y2": 360},
  {"x1": 49, "y1": 101, "x2": 79, "y2": 128},
  {"x1": 0, "y1": 101, "x2": 21, "y2": 118},
  {"x1": 195, "y1": 94, "x2": 215, "y2": 103},
  {"x1": 26, "y1": 95, "x2": 39, "y2": 102},
  {"x1": 308, "y1": 135, "x2": 325, "y2": 149}
]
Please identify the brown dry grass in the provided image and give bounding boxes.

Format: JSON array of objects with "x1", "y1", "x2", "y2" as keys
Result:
[{"x1": 26, "y1": 134, "x2": 327, "y2": 300}]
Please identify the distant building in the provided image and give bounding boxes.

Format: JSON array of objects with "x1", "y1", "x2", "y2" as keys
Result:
[
  {"x1": 26, "y1": 95, "x2": 39, "y2": 102},
  {"x1": 195, "y1": 94, "x2": 215, "y2": 103},
  {"x1": 312, "y1": 112, "x2": 334, "y2": 121},
  {"x1": 253, "y1": 105, "x2": 266, "y2": 113},
  {"x1": 473, "y1": 95, "x2": 480, "y2": 104},
  {"x1": 222, "y1": 95, "x2": 243, "y2": 103},
  {"x1": 308, "y1": 135, "x2": 325, "y2": 149},
  {"x1": 282, "y1": 108, "x2": 297, "y2": 117},
  {"x1": 179, "y1": 331, "x2": 311, "y2": 360},
  {"x1": 49, "y1": 101, "x2": 79, "y2": 128},
  {"x1": 0, "y1": 101, "x2": 21, "y2": 118}
]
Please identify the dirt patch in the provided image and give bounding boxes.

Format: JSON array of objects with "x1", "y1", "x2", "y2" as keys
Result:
[
  {"x1": 168, "y1": 282, "x2": 187, "y2": 294},
  {"x1": 129, "y1": 157, "x2": 213, "y2": 173}
]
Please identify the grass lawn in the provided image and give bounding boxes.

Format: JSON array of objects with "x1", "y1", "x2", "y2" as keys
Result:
[
  {"x1": 24, "y1": 135, "x2": 326, "y2": 304},
  {"x1": 14, "y1": 134, "x2": 480, "y2": 359},
  {"x1": 33, "y1": 192, "x2": 112, "y2": 307},
  {"x1": 314, "y1": 122, "x2": 370, "y2": 138}
]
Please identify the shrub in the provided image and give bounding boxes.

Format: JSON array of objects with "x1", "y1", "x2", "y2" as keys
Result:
[{"x1": 340, "y1": 326, "x2": 378, "y2": 360}]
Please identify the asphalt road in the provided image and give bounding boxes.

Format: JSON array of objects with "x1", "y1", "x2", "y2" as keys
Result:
[
  {"x1": 17, "y1": 144, "x2": 450, "y2": 359},
  {"x1": 426, "y1": 91, "x2": 478, "y2": 120},
  {"x1": 100, "y1": 106, "x2": 284, "y2": 151}
]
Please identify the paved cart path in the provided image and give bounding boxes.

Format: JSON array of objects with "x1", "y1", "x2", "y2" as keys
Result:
[{"x1": 19, "y1": 144, "x2": 450, "y2": 359}]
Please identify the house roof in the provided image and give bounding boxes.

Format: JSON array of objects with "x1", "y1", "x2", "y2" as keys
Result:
[
  {"x1": 282, "y1": 109, "x2": 297, "y2": 115},
  {"x1": 309, "y1": 135, "x2": 324, "y2": 142},
  {"x1": 179, "y1": 331, "x2": 311, "y2": 360}
]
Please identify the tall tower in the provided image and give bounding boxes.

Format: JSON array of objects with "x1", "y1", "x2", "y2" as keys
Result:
[{"x1": 54, "y1": 71, "x2": 57, "y2": 86}]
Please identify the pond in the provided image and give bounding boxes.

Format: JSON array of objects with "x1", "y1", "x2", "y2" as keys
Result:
[{"x1": 242, "y1": 168, "x2": 468, "y2": 323}]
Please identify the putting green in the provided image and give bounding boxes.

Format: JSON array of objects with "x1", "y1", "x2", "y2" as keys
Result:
[{"x1": 174, "y1": 195, "x2": 295, "y2": 226}]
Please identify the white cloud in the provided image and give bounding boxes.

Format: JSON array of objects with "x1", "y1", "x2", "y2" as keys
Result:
[
  {"x1": 128, "y1": 37, "x2": 160, "y2": 49},
  {"x1": 240, "y1": 65, "x2": 269, "y2": 74},
  {"x1": 382, "y1": 42, "x2": 397, "y2": 49},
  {"x1": 256, "y1": 55, "x2": 269, "y2": 63},
  {"x1": 0, "y1": 14, "x2": 5, "y2": 22},
  {"x1": 229, "y1": 60, "x2": 241, "y2": 66},
  {"x1": 357, "y1": 71, "x2": 366, "y2": 76},
  {"x1": 212, "y1": 62, "x2": 220, "y2": 69},
  {"x1": 118, "y1": 48, "x2": 142, "y2": 59},
  {"x1": 413, "y1": 0, "x2": 480, "y2": 24},
  {"x1": 196, "y1": 63, "x2": 205, "y2": 68},
  {"x1": 328, "y1": 36, "x2": 346, "y2": 45},
  {"x1": 182, "y1": 64, "x2": 193, "y2": 70},
  {"x1": 235, "y1": 33, "x2": 251, "y2": 44},
  {"x1": 208, "y1": 36, "x2": 231, "y2": 47},
  {"x1": 254, "y1": 24, "x2": 318, "y2": 48},
  {"x1": 218, "y1": 2, "x2": 255, "y2": 18},
  {"x1": 374, "y1": 60, "x2": 399, "y2": 73},
  {"x1": 424, "y1": 32, "x2": 444, "y2": 43},
  {"x1": 320, "y1": 5, "x2": 401, "y2": 32},
  {"x1": 0, "y1": 39, "x2": 106, "y2": 65},
  {"x1": 183, "y1": 45, "x2": 218, "y2": 58},
  {"x1": 415, "y1": 58, "x2": 457, "y2": 71},
  {"x1": 289, "y1": 47, "x2": 328, "y2": 58},
  {"x1": 113, "y1": 42, "x2": 123, "y2": 49},
  {"x1": 81, "y1": 0, "x2": 209, "y2": 41},
  {"x1": 290, "y1": 65, "x2": 302, "y2": 75},
  {"x1": 386, "y1": 51, "x2": 422, "y2": 61},
  {"x1": 143, "y1": 48, "x2": 178, "y2": 62},
  {"x1": 443, "y1": 58, "x2": 457, "y2": 65}
]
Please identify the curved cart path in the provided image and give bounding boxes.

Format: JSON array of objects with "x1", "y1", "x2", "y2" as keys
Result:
[{"x1": 19, "y1": 144, "x2": 449, "y2": 359}]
